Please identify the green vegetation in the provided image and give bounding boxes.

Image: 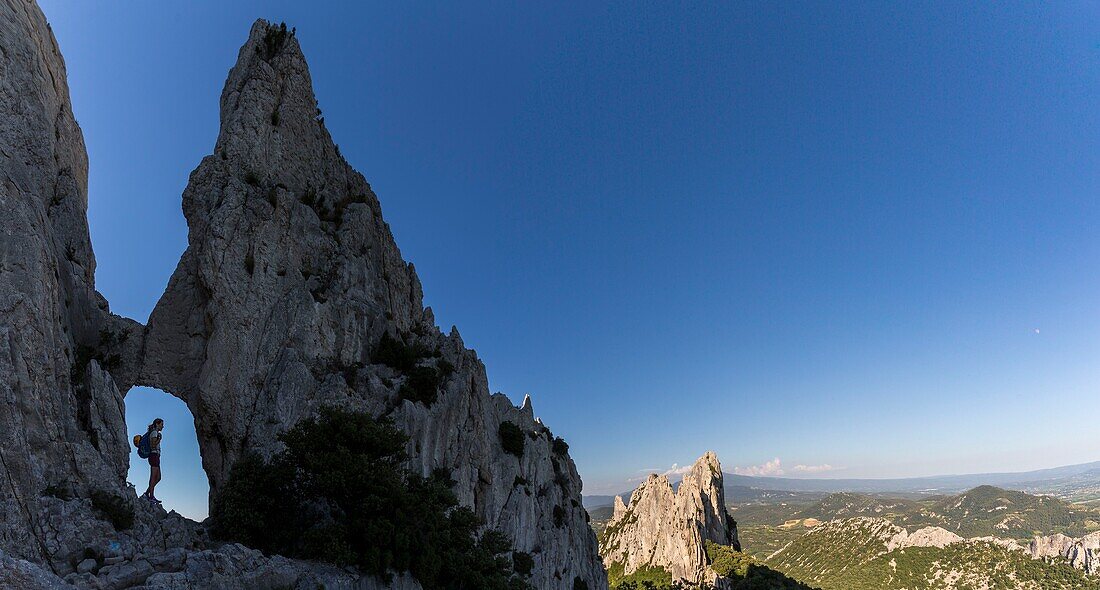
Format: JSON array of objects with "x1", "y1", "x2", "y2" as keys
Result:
[
  {"x1": 42, "y1": 484, "x2": 71, "y2": 501},
  {"x1": 898, "y1": 485, "x2": 1100, "y2": 540},
  {"x1": 210, "y1": 407, "x2": 530, "y2": 589},
  {"x1": 795, "y1": 492, "x2": 921, "y2": 523},
  {"x1": 372, "y1": 333, "x2": 452, "y2": 407},
  {"x1": 764, "y1": 518, "x2": 1100, "y2": 590},
  {"x1": 512, "y1": 551, "x2": 533, "y2": 576},
  {"x1": 719, "y1": 486, "x2": 1100, "y2": 589},
  {"x1": 300, "y1": 186, "x2": 318, "y2": 208},
  {"x1": 736, "y1": 524, "x2": 808, "y2": 560},
  {"x1": 399, "y1": 365, "x2": 443, "y2": 405},
  {"x1": 499, "y1": 421, "x2": 525, "y2": 457},
  {"x1": 602, "y1": 530, "x2": 816, "y2": 590},
  {"x1": 552, "y1": 436, "x2": 569, "y2": 456},
  {"x1": 598, "y1": 506, "x2": 637, "y2": 551},
  {"x1": 587, "y1": 505, "x2": 614, "y2": 538},
  {"x1": 373, "y1": 332, "x2": 423, "y2": 371},
  {"x1": 607, "y1": 562, "x2": 673, "y2": 589},
  {"x1": 90, "y1": 490, "x2": 134, "y2": 530},
  {"x1": 705, "y1": 542, "x2": 818, "y2": 589},
  {"x1": 606, "y1": 549, "x2": 816, "y2": 590},
  {"x1": 553, "y1": 505, "x2": 566, "y2": 528},
  {"x1": 258, "y1": 22, "x2": 294, "y2": 61},
  {"x1": 735, "y1": 486, "x2": 1100, "y2": 550}
]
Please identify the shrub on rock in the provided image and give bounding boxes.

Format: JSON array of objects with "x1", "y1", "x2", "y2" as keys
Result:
[
  {"x1": 210, "y1": 407, "x2": 529, "y2": 589},
  {"x1": 498, "y1": 421, "x2": 525, "y2": 457}
]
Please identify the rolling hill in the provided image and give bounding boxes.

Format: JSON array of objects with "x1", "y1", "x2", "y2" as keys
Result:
[{"x1": 765, "y1": 517, "x2": 1100, "y2": 590}]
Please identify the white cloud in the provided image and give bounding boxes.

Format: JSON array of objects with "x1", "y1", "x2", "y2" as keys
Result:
[
  {"x1": 733, "y1": 457, "x2": 785, "y2": 476},
  {"x1": 661, "y1": 463, "x2": 693, "y2": 477},
  {"x1": 791, "y1": 463, "x2": 835, "y2": 474},
  {"x1": 733, "y1": 458, "x2": 839, "y2": 476},
  {"x1": 626, "y1": 462, "x2": 694, "y2": 484}
]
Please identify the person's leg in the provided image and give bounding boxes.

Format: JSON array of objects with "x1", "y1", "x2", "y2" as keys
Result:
[{"x1": 145, "y1": 455, "x2": 161, "y2": 499}]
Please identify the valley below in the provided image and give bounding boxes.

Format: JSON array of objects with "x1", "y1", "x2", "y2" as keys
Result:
[{"x1": 590, "y1": 468, "x2": 1100, "y2": 589}]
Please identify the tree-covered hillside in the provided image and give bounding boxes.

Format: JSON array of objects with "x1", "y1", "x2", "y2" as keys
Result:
[
  {"x1": 899, "y1": 485, "x2": 1100, "y2": 539},
  {"x1": 766, "y1": 518, "x2": 1100, "y2": 590}
]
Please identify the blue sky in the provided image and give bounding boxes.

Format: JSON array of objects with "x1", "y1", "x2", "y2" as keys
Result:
[{"x1": 39, "y1": 1, "x2": 1100, "y2": 517}]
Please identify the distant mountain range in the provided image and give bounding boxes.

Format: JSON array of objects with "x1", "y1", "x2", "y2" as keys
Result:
[{"x1": 584, "y1": 460, "x2": 1100, "y2": 508}]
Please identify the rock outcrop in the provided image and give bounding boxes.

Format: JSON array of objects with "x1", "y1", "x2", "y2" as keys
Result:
[
  {"x1": 0, "y1": 0, "x2": 144, "y2": 571},
  {"x1": 1, "y1": 3, "x2": 606, "y2": 588},
  {"x1": 1030, "y1": 531, "x2": 1100, "y2": 574},
  {"x1": 600, "y1": 452, "x2": 739, "y2": 586},
  {"x1": 896, "y1": 526, "x2": 964, "y2": 549},
  {"x1": 138, "y1": 19, "x2": 604, "y2": 589}
]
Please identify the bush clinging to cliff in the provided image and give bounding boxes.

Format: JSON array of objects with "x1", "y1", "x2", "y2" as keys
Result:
[{"x1": 211, "y1": 407, "x2": 529, "y2": 589}]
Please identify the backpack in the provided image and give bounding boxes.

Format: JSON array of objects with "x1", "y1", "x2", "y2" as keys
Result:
[{"x1": 134, "y1": 431, "x2": 152, "y2": 459}]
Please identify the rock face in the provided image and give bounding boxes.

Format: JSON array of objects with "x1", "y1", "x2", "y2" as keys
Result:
[
  {"x1": 896, "y1": 526, "x2": 964, "y2": 549},
  {"x1": 137, "y1": 20, "x2": 604, "y2": 589},
  {"x1": 0, "y1": 4, "x2": 605, "y2": 587},
  {"x1": 0, "y1": 548, "x2": 71, "y2": 590},
  {"x1": 0, "y1": 0, "x2": 145, "y2": 571},
  {"x1": 600, "y1": 452, "x2": 738, "y2": 585},
  {"x1": 1030, "y1": 531, "x2": 1100, "y2": 574}
]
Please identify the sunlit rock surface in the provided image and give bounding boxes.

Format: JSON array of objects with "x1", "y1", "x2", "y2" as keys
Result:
[{"x1": 600, "y1": 451, "x2": 739, "y2": 586}]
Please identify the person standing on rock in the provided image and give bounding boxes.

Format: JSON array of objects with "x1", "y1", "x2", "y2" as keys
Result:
[{"x1": 142, "y1": 418, "x2": 165, "y2": 504}]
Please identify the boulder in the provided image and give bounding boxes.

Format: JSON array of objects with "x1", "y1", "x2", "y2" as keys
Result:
[{"x1": 0, "y1": 549, "x2": 74, "y2": 589}]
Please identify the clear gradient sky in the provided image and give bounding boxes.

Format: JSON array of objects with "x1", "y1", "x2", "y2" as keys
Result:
[{"x1": 38, "y1": 1, "x2": 1100, "y2": 519}]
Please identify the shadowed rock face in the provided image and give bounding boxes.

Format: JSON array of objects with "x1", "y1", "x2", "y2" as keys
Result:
[
  {"x1": 139, "y1": 19, "x2": 429, "y2": 493},
  {"x1": 139, "y1": 21, "x2": 607, "y2": 586},
  {"x1": 0, "y1": 0, "x2": 145, "y2": 567},
  {"x1": 2, "y1": 5, "x2": 607, "y2": 587},
  {"x1": 600, "y1": 451, "x2": 739, "y2": 585}
]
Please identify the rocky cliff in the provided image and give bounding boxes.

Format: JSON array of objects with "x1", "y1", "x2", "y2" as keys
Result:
[
  {"x1": 1030, "y1": 531, "x2": 1100, "y2": 575},
  {"x1": 600, "y1": 451, "x2": 739, "y2": 586},
  {"x1": 0, "y1": 4, "x2": 605, "y2": 588},
  {"x1": 0, "y1": 0, "x2": 145, "y2": 568}
]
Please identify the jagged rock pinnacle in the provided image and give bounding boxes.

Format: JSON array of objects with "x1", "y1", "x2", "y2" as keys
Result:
[{"x1": 601, "y1": 452, "x2": 739, "y2": 586}]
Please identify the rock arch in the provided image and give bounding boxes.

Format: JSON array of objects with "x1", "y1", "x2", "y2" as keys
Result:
[{"x1": 0, "y1": 5, "x2": 606, "y2": 587}]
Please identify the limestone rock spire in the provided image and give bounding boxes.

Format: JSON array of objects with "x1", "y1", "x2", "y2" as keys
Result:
[
  {"x1": 600, "y1": 452, "x2": 739, "y2": 586},
  {"x1": 140, "y1": 19, "x2": 606, "y2": 588}
]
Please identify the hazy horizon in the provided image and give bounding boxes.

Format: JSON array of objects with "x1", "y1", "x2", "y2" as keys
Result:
[{"x1": 38, "y1": 1, "x2": 1100, "y2": 516}]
